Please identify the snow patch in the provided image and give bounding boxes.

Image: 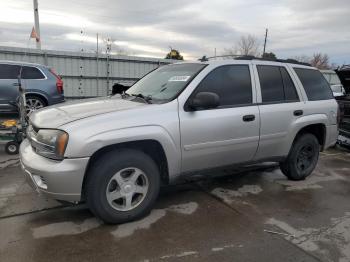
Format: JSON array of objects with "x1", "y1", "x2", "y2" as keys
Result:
[
  {"x1": 167, "y1": 202, "x2": 198, "y2": 215},
  {"x1": 211, "y1": 185, "x2": 262, "y2": 203},
  {"x1": 32, "y1": 218, "x2": 101, "y2": 239},
  {"x1": 111, "y1": 209, "x2": 166, "y2": 238},
  {"x1": 263, "y1": 169, "x2": 345, "y2": 191},
  {"x1": 266, "y1": 213, "x2": 350, "y2": 261}
]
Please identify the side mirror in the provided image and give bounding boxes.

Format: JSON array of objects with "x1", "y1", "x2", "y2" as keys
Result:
[{"x1": 188, "y1": 92, "x2": 220, "y2": 110}]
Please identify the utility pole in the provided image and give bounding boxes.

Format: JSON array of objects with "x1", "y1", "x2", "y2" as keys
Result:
[
  {"x1": 33, "y1": 0, "x2": 41, "y2": 49},
  {"x1": 263, "y1": 28, "x2": 268, "y2": 56},
  {"x1": 96, "y1": 33, "x2": 99, "y2": 96}
]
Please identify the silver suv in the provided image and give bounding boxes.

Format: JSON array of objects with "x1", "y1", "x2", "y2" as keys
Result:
[{"x1": 20, "y1": 59, "x2": 339, "y2": 224}]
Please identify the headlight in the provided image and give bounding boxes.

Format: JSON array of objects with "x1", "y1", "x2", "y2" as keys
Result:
[{"x1": 29, "y1": 128, "x2": 69, "y2": 160}]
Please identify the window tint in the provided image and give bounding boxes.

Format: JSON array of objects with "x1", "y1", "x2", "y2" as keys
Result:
[
  {"x1": 193, "y1": 65, "x2": 252, "y2": 107},
  {"x1": 0, "y1": 64, "x2": 21, "y2": 79},
  {"x1": 22, "y1": 66, "x2": 45, "y2": 79},
  {"x1": 257, "y1": 65, "x2": 299, "y2": 103},
  {"x1": 280, "y1": 67, "x2": 299, "y2": 101},
  {"x1": 294, "y1": 68, "x2": 333, "y2": 101},
  {"x1": 257, "y1": 65, "x2": 284, "y2": 103}
]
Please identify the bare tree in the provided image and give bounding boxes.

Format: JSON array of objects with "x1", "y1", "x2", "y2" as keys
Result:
[
  {"x1": 310, "y1": 53, "x2": 330, "y2": 69},
  {"x1": 291, "y1": 55, "x2": 311, "y2": 64},
  {"x1": 224, "y1": 34, "x2": 260, "y2": 57},
  {"x1": 291, "y1": 53, "x2": 331, "y2": 69}
]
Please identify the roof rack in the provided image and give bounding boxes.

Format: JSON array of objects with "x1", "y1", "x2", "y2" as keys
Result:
[{"x1": 198, "y1": 55, "x2": 312, "y2": 67}]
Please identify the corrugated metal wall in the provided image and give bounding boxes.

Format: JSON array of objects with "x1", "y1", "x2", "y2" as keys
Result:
[{"x1": 0, "y1": 46, "x2": 175, "y2": 98}]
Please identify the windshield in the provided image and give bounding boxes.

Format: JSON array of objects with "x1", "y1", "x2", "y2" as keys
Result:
[
  {"x1": 323, "y1": 72, "x2": 342, "y2": 85},
  {"x1": 125, "y1": 63, "x2": 206, "y2": 102}
]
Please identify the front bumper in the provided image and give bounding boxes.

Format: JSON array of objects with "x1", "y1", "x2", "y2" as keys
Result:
[{"x1": 20, "y1": 139, "x2": 89, "y2": 202}]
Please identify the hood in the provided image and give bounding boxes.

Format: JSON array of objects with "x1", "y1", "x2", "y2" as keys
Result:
[{"x1": 30, "y1": 97, "x2": 145, "y2": 128}]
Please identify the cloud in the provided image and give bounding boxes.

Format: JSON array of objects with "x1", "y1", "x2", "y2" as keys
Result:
[{"x1": 0, "y1": 0, "x2": 349, "y2": 64}]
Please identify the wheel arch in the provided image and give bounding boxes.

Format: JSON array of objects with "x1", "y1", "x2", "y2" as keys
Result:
[
  {"x1": 25, "y1": 92, "x2": 48, "y2": 106},
  {"x1": 292, "y1": 123, "x2": 327, "y2": 151},
  {"x1": 81, "y1": 139, "x2": 170, "y2": 200}
]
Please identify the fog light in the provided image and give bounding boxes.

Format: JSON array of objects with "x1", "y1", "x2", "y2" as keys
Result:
[{"x1": 32, "y1": 175, "x2": 48, "y2": 190}]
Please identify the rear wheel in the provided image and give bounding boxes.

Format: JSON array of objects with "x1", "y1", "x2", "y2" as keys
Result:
[
  {"x1": 86, "y1": 149, "x2": 161, "y2": 224},
  {"x1": 280, "y1": 133, "x2": 320, "y2": 181},
  {"x1": 25, "y1": 95, "x2": 46, "y2": 114}
]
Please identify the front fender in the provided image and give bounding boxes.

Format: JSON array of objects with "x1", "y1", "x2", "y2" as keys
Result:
[{"x1": 65, "y1": 125, "x2": 181, "y2": 180}]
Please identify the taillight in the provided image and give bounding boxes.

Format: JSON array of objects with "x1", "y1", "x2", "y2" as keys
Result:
[
  {"x1": 49, "y1": 68, "x2": 64, "y2": 94},
  {"x1": 337, "y1": 104, "x2": 344, "y2": 125}
]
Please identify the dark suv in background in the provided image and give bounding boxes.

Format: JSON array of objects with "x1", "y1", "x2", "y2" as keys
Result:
[{"x1": 0, "y1": 61, "x2": 64, "y2": 114}]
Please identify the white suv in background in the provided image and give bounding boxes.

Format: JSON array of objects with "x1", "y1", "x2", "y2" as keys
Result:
[{"x1": 321, "y1": 70, "x2": 346, "y2": 97}]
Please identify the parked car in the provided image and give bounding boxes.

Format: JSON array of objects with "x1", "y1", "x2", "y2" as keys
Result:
[
  {"x1": 321, "y1": 70, "x2": 346, "y2": 97},
  {"x1": 0, "y1": 61, "x2": 64, "y2": 114},
  {"x1": 20, "y1": 58, "x2": 339, "y2": 224},
  {"x1": 336, "y1": 96, "x2": 350, "y2": 147}
]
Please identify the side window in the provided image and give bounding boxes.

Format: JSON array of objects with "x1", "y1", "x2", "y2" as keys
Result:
[
  {"x1": 257, "y1": 65, "x2": 299, "y2": 103},
  {"x1": 193, "y1": 65, "x2": 252, "y2": 107},
  {"x1": 294, "y1": 68, "x2": 333, "y2": 101},
  {"x1": 0, "y1": 64, "x2": 21, "y2": 79},
  {"x1": 280, "y1": 67, "x2": 299, "y2": 101},
  {"x1": 22, "y1": 66, "x2": 45, "y2": 79},
  {"x1": 257, "y1": 65, "x2": 284, "y2": 103}
]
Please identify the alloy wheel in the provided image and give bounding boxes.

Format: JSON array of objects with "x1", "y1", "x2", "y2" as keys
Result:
[
  {"x1": 26, "y1": 98, "x2": 44, "y2": 114},
  {"x1": 106, "y1": 167, "x2": 149, "y2": 211}
]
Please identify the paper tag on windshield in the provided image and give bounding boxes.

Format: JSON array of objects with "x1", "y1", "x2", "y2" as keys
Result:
[{"x1": 168, "y1": 76, "x2": 191, "y2": 82}]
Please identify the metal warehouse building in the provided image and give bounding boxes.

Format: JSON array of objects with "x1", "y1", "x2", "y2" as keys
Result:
[{"x1": 0, "y1": 46, "x2": 175, "y2": 98}]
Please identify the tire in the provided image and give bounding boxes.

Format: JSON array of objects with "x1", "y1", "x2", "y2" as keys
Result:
[
  {"x1": 86, "y1": 149, "x2": 161, "y2": 224},
  {"x1": 280, "y1": 133, "x2": 320, "y2": 181},
  {"x1": 5, "y1": 141, "x2": 19, "y2": 155},
  {"x1": 25, "y1": 95, "x2": 46, "y2": 115}
]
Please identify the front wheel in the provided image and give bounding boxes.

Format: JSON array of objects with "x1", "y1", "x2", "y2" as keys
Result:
[
  {"x1": 86, "y1": 149, "x2": 161, "y2": 224},
  {"x1": 280, "y1": 133, "x2": 320, "y2": 181}
]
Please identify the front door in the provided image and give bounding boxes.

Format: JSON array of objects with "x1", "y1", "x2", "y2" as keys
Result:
[{"x1": 179, "y1": 64, "x2": 260, "y2": 173}]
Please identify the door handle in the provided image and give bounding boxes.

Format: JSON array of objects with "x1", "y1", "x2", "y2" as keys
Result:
[
  {"x1": 294, "y1": 110, "x2": 303, "y2": 116},
  {"x1": 243, "y1": 114, "x2": 255, "y2": 122}
]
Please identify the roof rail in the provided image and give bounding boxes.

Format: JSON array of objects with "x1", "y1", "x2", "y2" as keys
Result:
[{"x1": 198, "y1": 55, "x2": 312, "y2": 67}]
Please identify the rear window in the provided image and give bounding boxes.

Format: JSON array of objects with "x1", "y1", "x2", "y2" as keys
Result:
[
  {"x1": 0, "y1": 64, "x2": 21, "y2": 79},
  {"x1": 257, "y1": 65, "x2": 299, "y2": 103},
  {"x1": 21, "y1": 66, "x2": 45, "y2": 79},
  {"x1": 294, "y1": 68, "x2": 333, "y2": 100}
]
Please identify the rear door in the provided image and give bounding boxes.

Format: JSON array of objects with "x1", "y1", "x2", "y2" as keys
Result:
[
  {"x1": 179, "y1": 64, "x2": 260, "y2": 172},
  {"x1": 253, "y1": 63, "x2": 304, "y2": 159},
  {"x1": 0, "y1": 64, "x2": 21, "y2": 112}
]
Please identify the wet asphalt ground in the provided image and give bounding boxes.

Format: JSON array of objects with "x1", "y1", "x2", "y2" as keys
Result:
[{"x1": 0, "y1": 144, "x2": 350, "y2": 262}]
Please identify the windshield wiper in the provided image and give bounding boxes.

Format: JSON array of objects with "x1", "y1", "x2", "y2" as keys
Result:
[{"x1": 128, "y1": 93, "x2": 153, "y2": 104}]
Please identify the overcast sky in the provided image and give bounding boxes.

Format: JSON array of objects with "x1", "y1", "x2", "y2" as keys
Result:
[{"x1": 0, "y1": 0, "x2": 349, "y2": 64}]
